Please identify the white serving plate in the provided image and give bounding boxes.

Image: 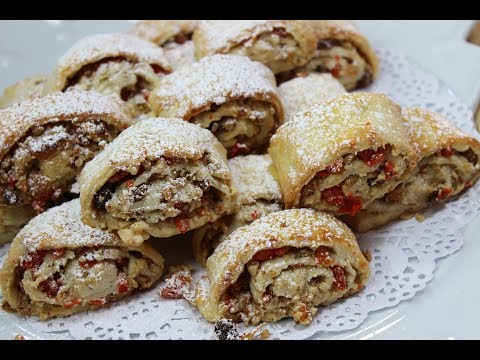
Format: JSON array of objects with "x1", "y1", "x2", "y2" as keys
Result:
[{"x1": 0, "y1": 20, "x2": 479, "y2": 340}]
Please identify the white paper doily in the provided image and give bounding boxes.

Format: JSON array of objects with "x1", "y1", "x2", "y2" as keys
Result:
[{"x1": 1, "y1": 48, "x2": 479, "y2": 340}]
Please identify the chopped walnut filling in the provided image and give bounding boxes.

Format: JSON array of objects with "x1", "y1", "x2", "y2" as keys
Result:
[
  {"x1": 191, "y1": 99, "x2": 278, "y2": 158},
  {"x1": 67, "y1": 57, "x2": 165, "y2": 120},
  {"x1": 219, "y1": 246, "x2": 361, "y2": 325},
  {"x1": 228, "y1": 30, "x2": 303, "y2": 74},
  {"x1": 296, "y1": 39, "x2": 373, "y2": 90},
  {"x1": 0, "y1": 121, "x2": 119, "y2": 212},
  {"x1": 15, "y1": 247, "x2": 161, "y2": 311},
  {"x1": 94, "y1": 155, "x2": 229, "y2": 235},
  {"x1": 300, "y1": 145, "x2": 405, "y2": 216}
]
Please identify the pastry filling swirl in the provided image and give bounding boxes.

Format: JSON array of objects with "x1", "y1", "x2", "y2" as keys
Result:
[
  {"x1": 300, "y1": 145, "x2": 407, "y2": 216},
  {"x1": 93, "y1": 155, "x2": 231, "y2": 235},
  {"x1": 66, "y1": 57, "x2": 166, "y2": 119},
  {"x1": 277, "y1": 39, "x2": 373, "y2": 89},
  {"x1": 0, "y1": 121, "x2": 119, "y2": 213},
  {"x1": 14, "y1": 247, "x2": 161, "y2": 311},
  {"x1": 219, "y1": 246, "x2": 362, "y2": 325},
  {"x1": 192, "y1": 99, "x2": 278, "y2": 158},
  {"x1": 228, "y1": 28, "x2": 304, "y2": 74}
]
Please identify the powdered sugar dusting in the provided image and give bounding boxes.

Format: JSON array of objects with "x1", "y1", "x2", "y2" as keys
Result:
[
  {"x1": 228, "y1": 154, "x2": 282, "y2": 204},
  {"x1": 19, "y1": 199, "x2": 120, "y2": 252},
  {"x1": 149, "y1": 54, "x2": 277, "y2": 119},
  {"x1": 81, "y1": 117, "x2": 229, "y2": 174},
  {"x1": 128, "y1": 20, "x2": 198, "y2": 46},
  {"x1": 0, "y1": 90, "x2": 131, "y2": 158},
  {"x1": 57, "y1": 33, "x2": 170, "y2": 72},
  {"x1": 269, "y1": 93, "x2": 406, "y2": 186},
  {"x1": 278, "y1": 73, "x2": 346, "y2": 121},
  {"x1": 210, "y1": 209, "x2": 355, "y2": 276},
  {"x1": 195, "y1": 20, "x2": 291, "y2": 56},
  {"x1": 402, "y1": 107, "x2": 479, "y2": 156}
]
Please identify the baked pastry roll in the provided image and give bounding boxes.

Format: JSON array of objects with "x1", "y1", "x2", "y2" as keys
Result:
[
  {"x1": 43, "y1": 33, "x2": 172, "y2": 120},
  {"x1": 193, "y1": 20, "x2": 316, "y2": 74},
  {"x1": 0, "y1": 74, "x2": 47, "y2": 109},
  {"x1": 345, "y1": 108, "x2": 480, "y2": 232},
  {"x1": 128, "y1": 20, "x2": 198, "y2": 71},
  {"x1": 196, "y1": 208, "x2": 370, "y2": 325},
  {"x1": 192, "y1": 154, "x2": 283, "y2": 266},
  {"x1": 79, "y1": 117, "x2": 235, "y2": 246},
  {"x1": 277, "y1": 21, "x2": 379, "y2": 90},
  {"x1": 268, "y1": 93, "x2": 418, "y2": 216},
  {"x1": 148, "y1": 54, "x2": 284, "y2": 157},
  {"x1": 0, "y1": 90, "x2": 132, "y2": 244},
  {"x1": 278, "y1": 73, "x2": 346, "y2": 121},
  {"x1": 0, "y1": 199, "x2": 164, "y2": 319},
  {"x1": 128, "y1": 20, "x2": 198, "y2": 48}
]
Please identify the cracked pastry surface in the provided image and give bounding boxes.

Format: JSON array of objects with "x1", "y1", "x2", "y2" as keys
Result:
[
  {"x1": 43, "y1": 33, "x2": 172, "y2": 121},
  {"x1": 195, "y1": 209, "x2": 370, "y2": 325},
  {"x1": 192, "y1": 154, "x2": 283, "y2": 266},
  {"x1": 344, "y1": 107, "x2": 480, "y2": 232},
  {"x1": 0, "y1": 90, "x2": 132, "y2": 244},
  {"x1": 0, "y1": 199, "x2": 164, "y2": 319},
  {"x1": 79, "y1": 117, "x2": 236, "y2": 246},
  {"x1": 193, "y1": 20, "x2": 316, "y2": 74},
  {"x1": 268, "y1": 92, "x2": 418, "y2": 216},
  {"x1": 148, "y1": 54, "x2": 284, "y2": 157}
]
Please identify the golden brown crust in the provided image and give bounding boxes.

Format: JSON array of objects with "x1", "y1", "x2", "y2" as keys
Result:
[
  {"x1": 128, "y1": 20, "x2": 198, "y2": 46},
  {"x1": 195, "y1": 209, "x2": 370, "y2": 322},
  {"x1": 308, "y1": 20, "x2": 379, "y2": 80},
  {"x1": 193, "y1": 20, "x2": 316, "y2": 74},
  {"x1": 43, "y1": 33, "x2": 172, "y2": 93},
  {"x1": 268, "y1": 92, "x2": 418, "y2": 209}
]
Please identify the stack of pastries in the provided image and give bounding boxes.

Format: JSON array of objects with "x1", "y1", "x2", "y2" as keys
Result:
[{"x1": 0, "y1": 20, "x2": 478, "y2": 330}]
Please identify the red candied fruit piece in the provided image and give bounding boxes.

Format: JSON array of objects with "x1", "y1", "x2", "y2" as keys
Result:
[
  {"x1": 436, "y1": 188, "x2": 453, "y2": 201},
  {"x1": 340, "y1": 194, "x2": 363, "y2": 216},
  {"x1": 321, "y1": 186, "x2": 345, "y2": 207},
  {"x1": 117, "y1": 274, "x2": 129, "y2": 294},
  {"x1": 314, "y1": 246, "x2": 333, "y2": 266},
  {"x1": 64, "y1": 298, "x2": 82, "y2": 309},
  {"x1": 384, "y1": 160, "x2": 396, "y2": 180},
  {"x1": 174, "y1": 217, "x2": 189, "y2": 234},
  {"x1": 440, "y1": 147, "x2": 455, "y2": 157},
  {"x1": 141, "y1": 89, "x2": 150, "y2": 101},
  {"x1": 331, "y1": 62, "x2": 342, "y2": 78},
  {"x1": 331, "y1": 265, "x2": 346, "y2": 291},
  {"x1": 251, "y1": 246, "x2": 291, "y2": 262},
  {"x1": 229, "y1": 143, "x2": 250, "y2": 158},
  {"x1": 250, "y1": 210, "x2": 261, "y2": 220}
]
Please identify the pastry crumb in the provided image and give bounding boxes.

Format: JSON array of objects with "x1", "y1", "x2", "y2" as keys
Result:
[
  {"x1": 414, "y1": 213, "x2": 426, "y2": 222},
  {"x1": 159, "y1": 265, "x2": 194, "y2": 304},
  {"x1": 362, "y1": 249, "x2": 372, "y2": 262},
  {"x1": 14, "y1": 334, "x2": 25, "y2": 340}
]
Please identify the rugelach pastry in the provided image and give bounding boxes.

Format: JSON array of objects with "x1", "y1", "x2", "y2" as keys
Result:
[
  {"x1": 277, "y1": 73, "x2": 346, "y2": 121},
  {"x1": 0, "y1": 199, "x2": 164, "y2": 319},
  {"x1": 344, "y1": 107, "x2": 480, "y2": 232},
  {"x1": 268, "y1": 93, "x2": 418, "y2": 216},
  {"x1": 43, "y1": 33, "x2": 172, "y2": 120},
  {"x1": 196, "y1": 209, "x2": 370, "y2": 325},
  {"x1": 193, "y1": 20, "x2": 316, "y2": 74},
  {"x1": 0, "y1": 74, "x2": 47, "y2": 109},
  {"x1": 277, "y1": 20, "x2": 379, "y2": 90},
  {"x1": 128, "y1": 20, "x2": 198, "y2": 71},
  {"x1": 79, "y1": 117, "x2": 236, "y2": 246},
  {"x1": 0, "y1": 90, "x2": 132, "y2": 244},
  {"x1": 148, "y1": 54, "x2": 284, "y2": 157},
  {"x1": 192, "y1": 154, "x2": 283, "y2": 266}
]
